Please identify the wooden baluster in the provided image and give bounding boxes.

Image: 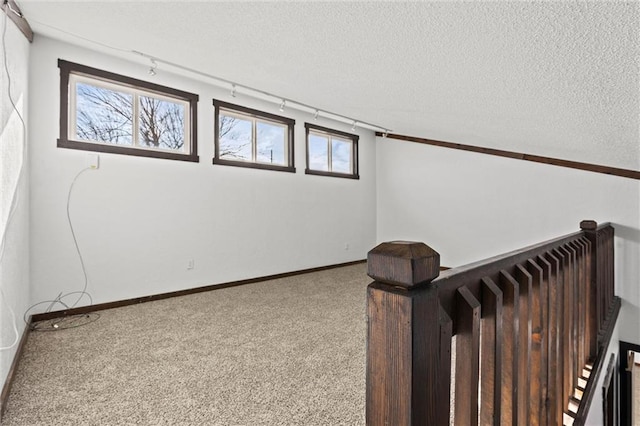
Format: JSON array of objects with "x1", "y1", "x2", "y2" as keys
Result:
[
  {"x1": 603, "y1": 228, "x2": 613, "y2": 326},
  {"x1": 569, "y1": 240, "x2": 586, "y2": 374},
  {"x1": 573, "y1": 239, "x2": 591, "y2": 366},
  {"x1": 515, "y1": 264, "x2": 532, "y2": 425},
  {"x1": 498, "y1": 270, "x2": 520, "y2": 426},
  {"x1": 598, "y1": 230, "x2": 605, "y2": 334},
  {"x1": 480, "y1": 277, "x2": 503, "y2": 426},
  {"x1": 600, "y1": 230, "x2": 605, "y2": 314},
  {"x1": 559, "y1": 244, "x2": 577, "y2": 396},
  {"x1": 597, "y1": 230, "x2": 602, "y2": 333},
  {"x1": 578, "y1": 236, "x2": 595, "y2": 359},
  {"x1": 527, "y1": 259, "x2": 546, "y2": 426},
  {"x1": 580, "y1": 235, "x2": 594, "y2": 357},
  {"x1": 602, "y1": 229, "x2": 608, "y2": 321},
  {"x1": 580, "y1": 237, "x2": 598, "y2": 360},
  {"x1": 552, "y1": 247, "x2": 571, "y2": 410},
  {"x1": 439, "y1": 307, "x2": 453, "y2": 426},
  {"x1": 536, "y1": 255, "x2": 553, "y2": 425},
  {"x1": 540, "y1": 252, "x2": 562, "y2": 426},
  {"x1": 606, "y1": 227, "x2": 614, "y2": 316},
  {"x1": 454, "y1": 285, "x2": 481, "y2": 426},
  {"x1": 564, "y1": 243, "x2": 581, "y2": 386},
  {"x1": 544, "y1": 251, "x2": 564, "y2": 425},
  {"x1": 595, "y1": 226, "x2": 614, "y2": 335},
  {"x1": 366, "y1": 241, "x2": 441, "y2": 426},
  {"x1": 597, "y1": 228, "x2": 606, "y2": 335},
  {"x1": 606, "y1": 228, "x2": 612, "y2": 327}
]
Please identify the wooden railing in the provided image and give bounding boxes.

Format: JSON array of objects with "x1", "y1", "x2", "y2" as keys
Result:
[{"x1": 366, "y1": 221, "x2": 620, "y2": 426}]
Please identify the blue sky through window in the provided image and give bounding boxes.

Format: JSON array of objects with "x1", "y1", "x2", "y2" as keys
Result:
[
  {"x1": 309, "y1": 134, "x2": 329, "y2": 171},
  {"x1": 308, "y1": 132, "x2": 352, "y2": 174},
  {"x1": 76, "y1": 82, "x2": 133, "y2": 145},
  {"x1": 257, "y1": 122, "x2": 286, "y2": 165},
  {"x1": 219, "y1": 114, "x2": 252, "y2": 161},
  {"x1": 331, "y1": 138, "x2": 351, "y2": 173},
  {"x1": 75, "y1": 82, "x2": 186, "y2": 152}
]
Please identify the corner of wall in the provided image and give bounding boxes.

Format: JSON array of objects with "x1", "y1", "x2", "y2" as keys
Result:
[{"x1": 0, "y1": 12, "x2": 31, "y2": 399}]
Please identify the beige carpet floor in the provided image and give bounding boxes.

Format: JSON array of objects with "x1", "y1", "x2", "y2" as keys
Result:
[{"x1": 3, "y1": 264, "x2": 369, "y2": 425}]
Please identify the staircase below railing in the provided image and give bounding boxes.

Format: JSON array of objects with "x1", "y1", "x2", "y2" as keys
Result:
[{"x1": 366, "y1": 221, "x2": 620, "y2": 426}]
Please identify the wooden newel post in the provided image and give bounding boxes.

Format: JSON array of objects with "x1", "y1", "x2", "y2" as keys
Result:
[{"x1": 366, "y1": 241, "x2": 442, "y2": 426}]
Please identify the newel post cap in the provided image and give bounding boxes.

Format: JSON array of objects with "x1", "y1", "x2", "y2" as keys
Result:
[
  {"x1": 367, "y1": 241, "x2": 440, "y2": 289},
  {"x1": 580, "y1": 220, "x2": 598, "y2": 231}
]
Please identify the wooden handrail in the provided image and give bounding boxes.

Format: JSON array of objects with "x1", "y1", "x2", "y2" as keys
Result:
[{"x1": 366, "y1": 221, "x2": 620, "y2": 425}]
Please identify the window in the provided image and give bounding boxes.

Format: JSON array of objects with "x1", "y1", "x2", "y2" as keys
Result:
[
  {"x1": 305, "y1": 123, "x2": 359, "y2": 179},
  {"x1": 58, "y1": 59, "x2": 199, "y2": 162},
  {"x1": 213, "y1": 100, "x2": 295, "y2": 173}
]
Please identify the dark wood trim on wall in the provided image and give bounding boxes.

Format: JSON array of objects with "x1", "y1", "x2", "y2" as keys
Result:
[
  {"x1": 32, "y1": 260, "x2": 367, "y2": 322},
  {"x1": 0, "y1": 319, "x2": 31, "y2": 420},
  {"x1": 376, "y1": 132, "x2": 640, "y2": 180},
  {"x1": 1, "y1": 0, "x2": 33, "y2": 42},
  {"x1": 212, "y1": 157, "x2": 295, "y2": 173}
]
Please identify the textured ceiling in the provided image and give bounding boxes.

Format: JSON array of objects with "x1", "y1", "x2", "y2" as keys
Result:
[{"x1": 17, "y1": 1, "x2": 640, "y2": 169}]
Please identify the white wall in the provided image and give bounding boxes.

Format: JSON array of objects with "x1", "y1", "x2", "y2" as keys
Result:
[
  {"x1": 28, "y1": 36, "x2": 376, "y2": 307},
  {"x1": 376, "y1": 137, "x2": 640, "y2": 342},
  {"x1": 0, "y1": 16, "x2": 30, "y2": 391}
]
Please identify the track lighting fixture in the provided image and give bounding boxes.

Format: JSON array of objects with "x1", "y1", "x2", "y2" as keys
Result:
[
  {"x1": 148, "y1": 58, "x2": 157, "y2": 76},
  {"x1": 128, "y1": 49, "x2": 391, "y2": 133}
]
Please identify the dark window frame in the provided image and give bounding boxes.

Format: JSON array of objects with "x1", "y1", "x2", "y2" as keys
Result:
[
  {"x1": 58, "y1": 59, "x2": 199, "y2": 162},
  {"x1": 304, "y1": 123, "x2": 359, "y2": 180},
  {"x1": 213, "y1": 99, "x2": 296, "y2": 173}
]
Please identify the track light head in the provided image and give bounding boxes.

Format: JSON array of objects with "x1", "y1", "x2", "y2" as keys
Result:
[
  {"x1": 148, "y1": 58, "x2": 158, "y2": 76},
  {"x1": 279, "y1": 99, "x2": 286, "y2": 112}
]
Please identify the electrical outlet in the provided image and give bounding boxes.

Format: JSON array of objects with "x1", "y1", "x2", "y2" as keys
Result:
[
  {"x1": 344, "y1": 243, "x2": 349, "y2": 251},
  {"x1": 88, "y1": 153, "x2": 100, "y2": 169},
  {"x1": 187, "y1": 259, "x2": 194, "y2": 270}
]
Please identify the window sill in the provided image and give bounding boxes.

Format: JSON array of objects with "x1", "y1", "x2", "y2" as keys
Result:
[
  {"x1": 213, "y1": 157, "x2": 296, "y2": 173},
  {"x1": 304, "y1": 169, "x2": 359, "y2": 180},
  {"x1": 58, "y1": 139, "x2": 199, "y2": 163}
]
